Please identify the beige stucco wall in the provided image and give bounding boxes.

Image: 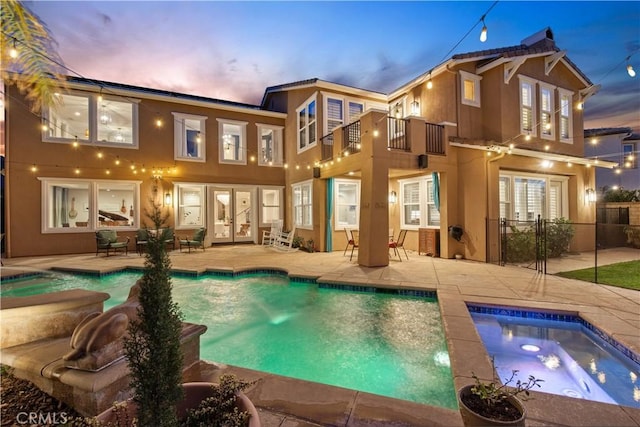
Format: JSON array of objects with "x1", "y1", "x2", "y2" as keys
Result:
[{"x1": 5, "y1": 85, "x2": 286, "y2": 257}]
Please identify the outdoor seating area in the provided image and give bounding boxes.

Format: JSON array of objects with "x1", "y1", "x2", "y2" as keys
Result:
[{"x1": 95, "y1": 230, "x2": 130, "y2": 257}]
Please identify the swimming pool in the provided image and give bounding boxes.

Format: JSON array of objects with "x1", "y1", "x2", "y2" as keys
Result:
[
  {"x1": 469, "y1": 305, "x2": 640, "y2": 409},
  {"x1": 1, "y1": 271, "x2": 457, "y2": 409}
]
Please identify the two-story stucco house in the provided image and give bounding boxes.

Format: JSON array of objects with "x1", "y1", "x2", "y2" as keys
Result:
[{"x1": 1, "y1": 28, "x2": 617, "y2": 265}]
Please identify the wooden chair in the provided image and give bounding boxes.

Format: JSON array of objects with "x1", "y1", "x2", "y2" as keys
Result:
[
  {"x1": 262, "y1": 219, "x2": 283, "y2": 246},
  {"x1": 95, "y1": 230, "x2": 130, "y2": 257},
  {"x1": 273, "y1": 226, "x2": 297, "y2": 251},
  {"x1": 179, "y1": 228, "x2": 207, "y2": 253},
  {"x1": 389, "y1": 229, "x2": 409, "y2": 261}
]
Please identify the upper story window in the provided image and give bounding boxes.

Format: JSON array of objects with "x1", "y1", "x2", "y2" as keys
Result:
[
  {"x1": 539, "y1": 84, "x2": 555, "y2": 140},
  {"x1": 292, "y1": 180, "x2": 313, "y2": 229},
  {"x1": 217, "y1": 119, "x2": 247, "y2": 164},
  {"x1": 460, "y1": 71, "x2": 482, "y2": 108},
  {"x1": 558, "y1": 88, "x2": 573, "y2": 143},
  {"x1": 43, "y1": 92, "x2": 139, "y2": 147},
  {"x1": 175, "y1": 184, "x2": 205, "y2": 228},
  {"x1": 334, "y1": 179, "x2": 360, "y2": 230},
  {"x1": 399, "y1": 176, "x2": 440, "y2": 229},
  {"x1": 259, "y1": 186, "x2": 284, "y2": 226},
  {"x1": 323, "y1": 94, "x2": 365, "y2": 136},
  {"x1": 173, "y1": 113, "x2": 206, "y2": 162},
  {"x1": 39, "y1": 178, "x2": 139, "y2": 232},
  {"x1": 297, "y1": 94, "x2": 317, "y2": 153},
  {"x1": 257, "y1": 124, "x2": 283, "y2": 166},
  {"x1": 519, "y1": 76, "x2": 536, "y2": 136},
  {"x1": 623, "y1": 143, "x2": 637, "y2": 169}
]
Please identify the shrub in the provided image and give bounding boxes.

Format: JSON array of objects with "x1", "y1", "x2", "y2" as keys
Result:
[
  {"x1": 624, "y1": 225, "x2": 640, "y2": 248},
  {"x1": 546, "y1": 217, "x2": 575, "y2": 257},
  {"x1": 505, "y1": 218, "x2": 575, "y2": 262}
]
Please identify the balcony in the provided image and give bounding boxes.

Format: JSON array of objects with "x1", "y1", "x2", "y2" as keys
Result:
[{"x1": 319, "y1": 113, "x2": 447, "y2": 173}]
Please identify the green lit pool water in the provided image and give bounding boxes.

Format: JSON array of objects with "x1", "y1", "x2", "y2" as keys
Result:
[{"x1": 1, "y1": 271, "x2": 456, "y2": 408}]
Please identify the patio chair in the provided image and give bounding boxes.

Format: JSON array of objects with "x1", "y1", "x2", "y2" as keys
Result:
[
  {"x1": 162, "y1": 227, "x2": 176, "y2": 251},
  {"x1": 389, "y1": 229, "x2": 409, "y2": 261},
  {"x1": 273, "y1": 226, "x2": 297, "y2": 251},
  {"x1": 343, "y1": 228, "x2": 358, "y2": 258},
  {"x1": 179, "y1": 228, "x2": 207, "y2": 253},
  {"x1": 262, "y1": 219, "x2": 283, "y2": 246},
  {"x1": 135, "y1": 228, "x2": 149, "y2": 255},
  {"x1": 95, "y1": 230, "x2": 130, "y2": 257}
]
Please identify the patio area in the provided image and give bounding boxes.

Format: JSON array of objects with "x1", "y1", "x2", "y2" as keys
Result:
[{"x1": 1, "y1": 245, "x2": 639, "y2": 426}]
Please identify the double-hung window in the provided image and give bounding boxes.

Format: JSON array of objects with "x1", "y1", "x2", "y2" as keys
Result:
[
  {"x1": 460, "y1": 71, "x2": 482, "y2": 108},
  {"x1": 399, "y1": 176, "x2": 440, "y2": 229},
  {"x1": 175, "y1": 184, "x2": 205, "y2": 228},
  {"x1": 292, "y1": 180, "x2": 313, "y2": 229},
  {"x1": 326, "y1": 97, "x2": 344, "y2": 133},
  {"x1": 40, "y1": 178, "x2": 139, "y2": 232},
  {"x1": 334, "y1": 179, "x2": 360, "y2": 230},
  {"x1": 558, "y1": 88, "x2": 573, "y2": 143},
  {"x1": 259, "y1": 187, "x2": 284, "y2": 226},
  {"x1": 539, "y1": 84, "x2": 555, "y2": 140},
  {"x1": 43, "y1": 92, "x2": 138, "y2": 147},
  {"x1": 519, "y1": 76, "x2": 536, "y2": 136},
  {"x1": 218, "y1": 119, "x2": 247, "y2": 164},
  {"x1": 297, "y1": 94, "x2": 317, "y2": 153},
  {"x1": 257, "y1": 124, "x2": 283, "y2": 166},
  {"x1": 173, "y1": 113, "x2": 206, "y2": 161}
]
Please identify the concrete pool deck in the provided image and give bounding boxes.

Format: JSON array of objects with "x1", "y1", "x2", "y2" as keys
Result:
[{"x1": 1, "y1": 246, "x2": 639, "y2": 426}]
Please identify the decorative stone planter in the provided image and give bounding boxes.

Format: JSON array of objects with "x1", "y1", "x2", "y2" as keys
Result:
[
  {"x1": 96, "y1": 382, "x2": 261, "y2": 426},
  {"x1": 457, "y1": 385, "x2": 526, "y2": 427}
]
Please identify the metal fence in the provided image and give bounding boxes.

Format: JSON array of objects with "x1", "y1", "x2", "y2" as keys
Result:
[{"x1": 486, "y1": 217, "x2": 640, "y2": 283}]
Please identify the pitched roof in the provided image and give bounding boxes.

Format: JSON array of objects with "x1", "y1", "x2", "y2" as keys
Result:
[{"x1": 584, "y1": 127, "x2": 633, "y2": 138}]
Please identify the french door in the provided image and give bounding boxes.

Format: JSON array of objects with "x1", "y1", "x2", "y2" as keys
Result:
[{"x1": 209, "y1": 187, "x2": 254, "y2": 243}]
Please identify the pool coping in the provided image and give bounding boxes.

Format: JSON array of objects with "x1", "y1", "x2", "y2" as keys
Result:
[{"x1": 2, "y1": 259, "x2": 640, "y2": 426}]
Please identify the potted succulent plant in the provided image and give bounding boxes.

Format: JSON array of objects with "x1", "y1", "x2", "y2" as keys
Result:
[{"x1": 458, "y1": 364, "x2": 542, "y2": 427}]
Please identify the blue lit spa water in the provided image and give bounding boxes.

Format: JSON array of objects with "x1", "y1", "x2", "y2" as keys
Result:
[
  {"x1": 1, "y1": 272, "x2": 456, "y2": 408},
  {"x1": 469, "y1": 306, "x2": 640, "y2": 409}
]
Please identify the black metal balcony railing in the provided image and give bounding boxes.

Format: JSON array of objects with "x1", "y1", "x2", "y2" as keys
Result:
[
  {"x1": 387, "y1": 117, "x2": 410, "y2": 151},
  {"x1": 320, "y1": 133, "x2": 334, "y2": 161},
  {"x1": 425, "y1": 122, "x2": 445, "y2": 155},
  {"x1": 342, "y1": 120, "x2": 361, "y2": 154}
]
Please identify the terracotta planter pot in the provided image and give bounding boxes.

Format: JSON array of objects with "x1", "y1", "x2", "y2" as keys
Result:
[
  {"x1": 457, "y1": 385, "x2": 526, "y2": 427},
  {"x1": 96, "y1": 382, "x2": 261, "y2": 427}
]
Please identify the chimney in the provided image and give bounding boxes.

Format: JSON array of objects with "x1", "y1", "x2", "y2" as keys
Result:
[{"x1": 521, "y1": 27, "x2": 554, "y2": 47}]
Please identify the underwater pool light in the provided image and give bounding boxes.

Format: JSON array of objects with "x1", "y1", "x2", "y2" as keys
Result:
[{"x1": 520, "y1": 344, "x2": 540, "y2": 352}]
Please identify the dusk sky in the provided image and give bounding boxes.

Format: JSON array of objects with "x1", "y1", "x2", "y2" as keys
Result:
[{"x1": 28, "y1": 1, "x2": 640, "y2": 132}]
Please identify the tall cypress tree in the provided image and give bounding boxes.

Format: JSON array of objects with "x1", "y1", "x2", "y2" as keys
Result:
[{"x1": 124, "y1": 182, "x2": 183, "y2": 426}]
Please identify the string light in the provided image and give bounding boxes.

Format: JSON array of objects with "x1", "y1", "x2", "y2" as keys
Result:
[
  {"x1": 480, "y1": 16, "x2": 488, "y2": 42},
  {"x1": 30, "y1": 164, "x2": 37, "y2": 172},
  {"x1": 9, "y1": 39, "x2": 18, "y2": 59},
  {"x1": 626, "y1": 56, "x2": 636, "y2": 77}
]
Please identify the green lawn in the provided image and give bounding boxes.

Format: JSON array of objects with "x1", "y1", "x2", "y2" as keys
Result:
[{"x1": 556, "y1": 260, "x2": 640, "y2": 291}]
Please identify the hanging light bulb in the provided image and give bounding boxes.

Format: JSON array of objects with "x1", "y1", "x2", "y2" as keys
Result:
[
  {"x1": 479, "y1": 17, "x2": 488, "y2": 42},
  {"x1": 426, "y1": 71, "x2": 433, "y2": 89},
  {"x1": 9, "y1": 40, "x2": 18, "y2": 59},
  {"x1": 627, "y1": 63, "x2": 636, "y2": 78}
]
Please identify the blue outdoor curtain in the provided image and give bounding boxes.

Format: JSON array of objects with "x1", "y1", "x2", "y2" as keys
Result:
[
  {"x1": 326, "y1": 178, "x2": 334, "y2": 251},
  {"x1": 432, "y1": 172, "x2": 440, "y2": 212}
]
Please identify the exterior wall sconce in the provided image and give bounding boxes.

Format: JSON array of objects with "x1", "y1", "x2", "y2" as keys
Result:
[
  {"x1": 164, "y1": 192, "x2": 172, "y2": 206},
  {"x1": 585, "y1": 188, "x2": 596, "y2": 204},
  {"x1": 388, "y1": 190, "x2": 397, "y2": 204}
]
